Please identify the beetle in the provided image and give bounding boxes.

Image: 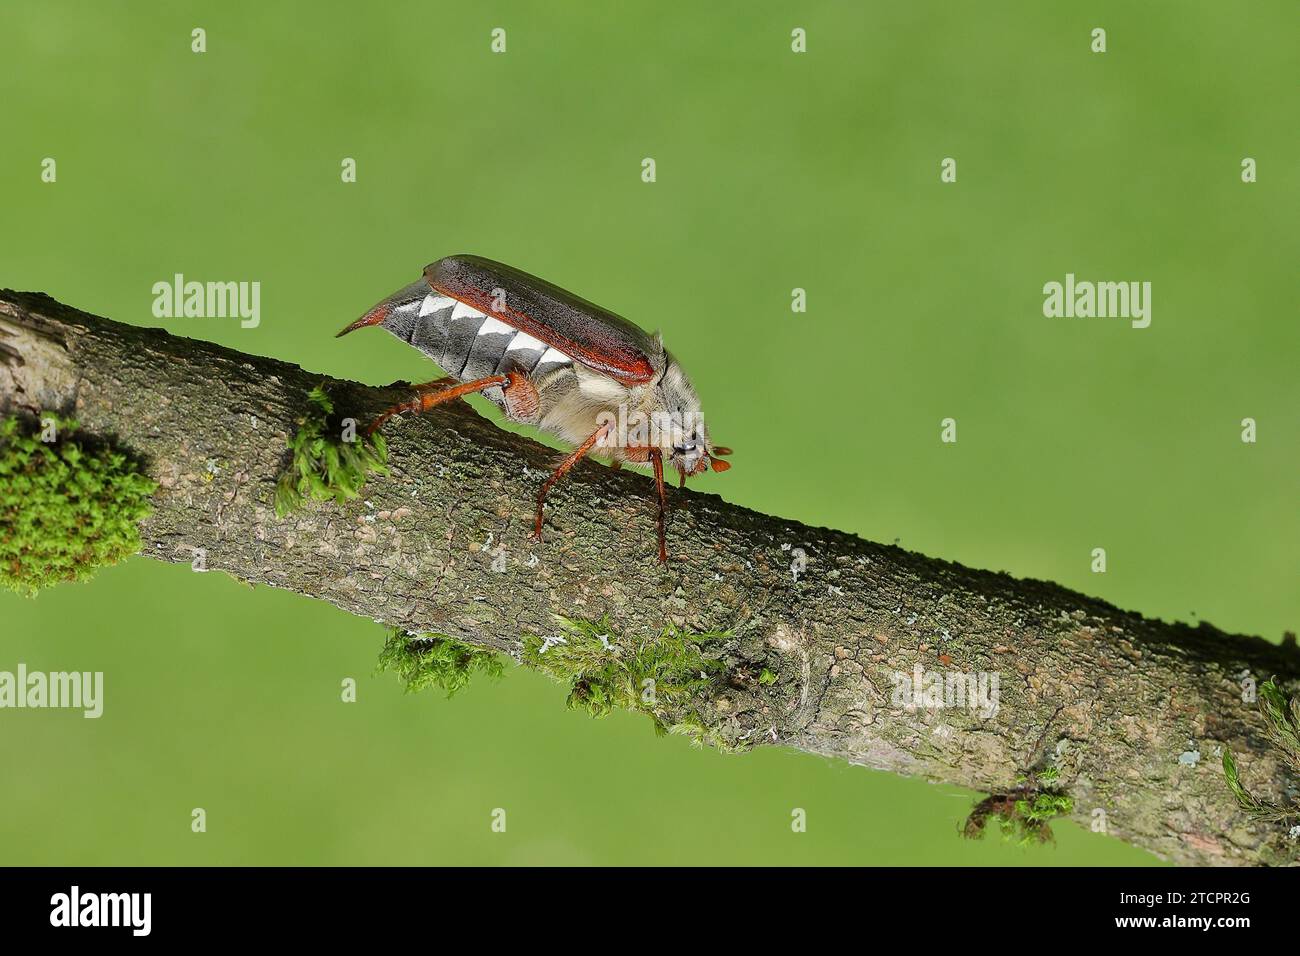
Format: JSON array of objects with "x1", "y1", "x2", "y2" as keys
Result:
[{"x1": 336, "y1": 254, "x2": 731, "y2": 562}]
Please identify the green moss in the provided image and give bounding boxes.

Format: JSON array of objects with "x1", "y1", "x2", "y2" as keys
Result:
[
  {"x1": 0, "y1": 414, "x2": 157, "y2": 597},
  {"x1": 1015, "y1": 791, "x2": 1074, "y2": 823},
  {"x1": 522, "y1": 615, "x2": 733, "y2": 746},
  {"x1": 758, "y1": 667, "x2": 778, "y2": 686},
  {"x1": 963, "y1": 767, "x2": 1074, "y2": 847},
  {"x1": 1035, "y1": 765, "x2": 1061, "y2": 786},
  {"x1": 377, "y1": 629, "x2": 505, "y2": 698},
  {"x1": 1222, "y1": 679, "x2": 1300, "y2": 823},
  {"x1": 274, "y1": 385, "x2": 387, "y2": 518}
]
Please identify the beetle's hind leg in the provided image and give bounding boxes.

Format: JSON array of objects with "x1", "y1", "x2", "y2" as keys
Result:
[
  {"x1": 364, "y1": 376, "x2": 453, "y2": 435},
  {"x1": 364, "y1": 374, "x2": 510, "y2": 436}
]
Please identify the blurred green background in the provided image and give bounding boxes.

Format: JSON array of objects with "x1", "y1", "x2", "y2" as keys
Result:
[{"x1": 1, "y1": 1, "x2": 1295, "y2": 865}]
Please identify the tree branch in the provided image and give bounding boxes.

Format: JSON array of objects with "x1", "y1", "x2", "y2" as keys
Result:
[{"x1": 2, "y1": 289, "x2": 1296, "y2": 866}]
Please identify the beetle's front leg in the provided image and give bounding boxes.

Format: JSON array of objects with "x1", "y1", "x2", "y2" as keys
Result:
[
  {"x1": 649, "y1": 448, "x2": 668, "y2": 564},
  {"x1": 531, "y1": 421, "x2": 613, "y2": 544}
]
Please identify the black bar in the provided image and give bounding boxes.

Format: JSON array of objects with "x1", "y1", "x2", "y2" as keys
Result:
[{"x1": 0, "y1": 866, "x2": 1283, "y2": 941}]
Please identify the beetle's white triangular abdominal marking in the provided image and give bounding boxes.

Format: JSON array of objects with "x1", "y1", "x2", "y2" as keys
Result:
[
  {"x1": 505, "y1": 332, "x2": 546, "y2": 354},
  {"x1": 419, "y1": 294, "x2": 456, "y2": 317},
  {"x1": 450, "y1": 301, "x2": 484, "y2": 322}
]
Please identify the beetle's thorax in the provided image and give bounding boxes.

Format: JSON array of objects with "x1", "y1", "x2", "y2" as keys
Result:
[{"x1": 524, "y1": 350, "x2": 709, "y2": 470}]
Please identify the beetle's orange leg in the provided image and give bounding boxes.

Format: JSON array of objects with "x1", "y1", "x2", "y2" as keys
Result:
[
  {"x1": 650, "y1": 448, "x2": 668, "y2": 563},
  {"x1": 532, "y1": 421, "x2": 613, "y2": 542},
  {"x1": 365, "y1": 374, "x2": 510, "y2": 436}
]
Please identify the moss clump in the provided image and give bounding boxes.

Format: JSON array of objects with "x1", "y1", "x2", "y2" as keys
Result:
[
  {"x1": 377, "y1": 629, "x2": 505, "y2": 698},
  {"x1": 0, "y1": 414, "x2": 157, "y2": 597},
  {"x1": 1222, "y1": 678, "x2": 1300, "y2": 823},
  {"x1": 274, "y1": 385, "x2": 387, "y2": 517},
  {"x1": 522, "y1": 616, "x2": 729, "y2": 743},
  {"x1": 963, "y1": 766, "x2": 1074, "y2": 847}
]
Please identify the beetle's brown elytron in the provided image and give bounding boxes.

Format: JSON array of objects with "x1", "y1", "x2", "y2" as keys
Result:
[{"x1": 338, "y1": 255, "x2": 730, "y2": 562}]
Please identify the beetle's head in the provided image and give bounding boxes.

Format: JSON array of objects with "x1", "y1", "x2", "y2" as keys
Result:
[{"x1": 657, "y1": 357, "x2": 731, "y2": 483}]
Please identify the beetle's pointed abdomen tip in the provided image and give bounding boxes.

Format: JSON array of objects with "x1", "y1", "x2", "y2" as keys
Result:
[{"x1": 335, "y1": 304, "x2": 389, "y2": 337}]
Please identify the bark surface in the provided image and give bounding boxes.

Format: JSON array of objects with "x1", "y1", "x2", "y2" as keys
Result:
[{"x1": 2, "y1": 289, "x2": 1296, "y2": 866}]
